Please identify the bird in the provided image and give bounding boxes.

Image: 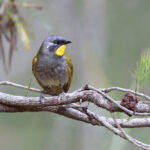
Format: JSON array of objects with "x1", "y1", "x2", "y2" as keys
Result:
[{"x1": 32, "y1": 35, "x2": 73, "y2": 98}]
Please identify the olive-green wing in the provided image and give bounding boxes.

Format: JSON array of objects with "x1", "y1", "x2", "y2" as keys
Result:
[
  {"x1": 63, "y1": 53, "x2": 73, "y2": 92},
  {"x1": 32, "y1": 48, "x2": 40, "y2": 77},
  {"x1": 32, "y1": 50, "x2": 45, "y2": 89}
]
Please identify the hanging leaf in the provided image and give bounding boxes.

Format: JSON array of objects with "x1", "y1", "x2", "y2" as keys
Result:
[
  {"x1": 0, "y1": 0, "x2": 42, "y2": 72},
  {"x1": 7, "y1": 12, "x2": 30, "y2": 50},
  {"x1": 0, "y1": 32, "x2": 7, "y2": 73},
  {"x1": 15, "y1": 21, "x2": 30, "y2": 50},
  {"x1": 19, "y1": 16, "x2": 35, "y2": 39},
  {"x1": 8, "y1": 20, "x2": 17, "y2": 68}
]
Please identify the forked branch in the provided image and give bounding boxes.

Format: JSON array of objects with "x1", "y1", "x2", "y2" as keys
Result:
[{"x1": 0, "y1": 81, "x2": 150, "y2": 149}]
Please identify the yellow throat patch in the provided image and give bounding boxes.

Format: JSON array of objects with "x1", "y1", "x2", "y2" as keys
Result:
[{"x1": 55, "y1": 45, "x2": 66, "y2": 56}]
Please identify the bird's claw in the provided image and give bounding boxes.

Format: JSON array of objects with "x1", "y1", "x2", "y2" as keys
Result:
[
  {"x1": 40, "y1": 92, "x2": 45, "y2": 104},
  {"x1": 58, "y1": 92, "x2": 65, "y2": 101}
]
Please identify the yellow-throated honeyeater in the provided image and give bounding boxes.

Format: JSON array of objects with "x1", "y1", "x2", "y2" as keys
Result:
[{"x1": 32, "y1": 35, "x2": 73, "y2": 96}]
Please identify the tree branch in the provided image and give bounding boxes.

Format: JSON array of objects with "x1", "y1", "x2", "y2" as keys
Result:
[
  {"x1": 1, "y1": 81, "x2": 150, "y2": 149},
  {"x1": 101, "y1": 86, "x2": 150, "y2": 101}
]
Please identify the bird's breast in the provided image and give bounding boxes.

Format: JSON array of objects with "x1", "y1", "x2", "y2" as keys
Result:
[{"x1": 35, "y1": 55, "x2": 69, "y2": 87}]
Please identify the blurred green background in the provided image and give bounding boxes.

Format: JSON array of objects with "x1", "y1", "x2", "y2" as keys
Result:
[{"x1": 0, "y1": 0, "x2": 150, "y2": 149}]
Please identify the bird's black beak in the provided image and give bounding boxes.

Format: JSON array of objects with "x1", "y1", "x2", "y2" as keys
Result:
[{"x1": 65, "y1": 40, "x2": 72, "y2": 44}]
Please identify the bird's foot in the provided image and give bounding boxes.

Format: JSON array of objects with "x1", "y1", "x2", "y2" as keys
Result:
[
  {"x1": 58, "y1": 92, "x2": 66, "y2": 101},
  {"x1": 39, "y1": 92, "x2": 45, "y2": 104}
]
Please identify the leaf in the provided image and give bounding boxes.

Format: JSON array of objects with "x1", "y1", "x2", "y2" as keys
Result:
[
  {"x1": 7, "y1": 11, "x2": 31, "y2": 50},
  {"x1": 25, "y1": 77, "x2": 32, "y2": 97},
  {"x1": 8, "y1": 21, "x2": 17, "y2": 69},
  {"x1": 15, "y1": 21, "x2": 30, "y2": 50},
  {"x1": 19, "y1": 16, "x2": 35, "y2": 39},
  {"x1": 0, "y1": 32, "x2": 8, "y2": 73},
  {"x1": 0, "y1": 24, "x2": 10, "y2": 41}
]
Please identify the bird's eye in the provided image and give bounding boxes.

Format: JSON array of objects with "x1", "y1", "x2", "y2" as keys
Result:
[{"x1": 53, "y1": 40, "x2": 57, "y2": 44}]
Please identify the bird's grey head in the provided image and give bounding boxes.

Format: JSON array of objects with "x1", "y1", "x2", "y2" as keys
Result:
[{"x1": 40, "y1": 35, "x2": 72, "y2": 56}]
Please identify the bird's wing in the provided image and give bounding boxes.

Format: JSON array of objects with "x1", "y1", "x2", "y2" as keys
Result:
[
  {"x1": 32, "y1": 50, "x2": 45, "y2": 89},
  {"x1": 32, "y1": 48, "x2": 40, "y2": 76},
  {"x1": 63, "y1": 53, "x2": 73, "y2": 92},
  {"x1": 32, "y1": 55, "x2": 37, "y2": 77}
]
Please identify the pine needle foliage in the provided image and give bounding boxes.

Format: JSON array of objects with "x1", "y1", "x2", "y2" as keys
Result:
[{"x1": 135, "y1": 49, "x2": 150, "y2": 92}]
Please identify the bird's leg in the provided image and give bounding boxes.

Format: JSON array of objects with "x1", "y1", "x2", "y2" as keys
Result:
[
  {"x1": 40, "y1": 87, "x2": 51, "y2": 104},
  {"x1": 58, "y1": 90, "x2": 66, "y2": 101},
  {"x1": 79, "y1": 99, "x2": 83, "y2": 104},
  {"x1": 39, "y1": 91, "x2": 46, "y2": 104}
]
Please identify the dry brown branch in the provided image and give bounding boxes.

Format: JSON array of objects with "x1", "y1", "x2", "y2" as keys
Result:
[{"x1": 1, "y1": 81, "x2": 150, "y2": 149}]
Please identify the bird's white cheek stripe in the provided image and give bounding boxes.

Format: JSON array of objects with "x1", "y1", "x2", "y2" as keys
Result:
[
  {"x1": 55, "y1": 45, "x2": 66, "y2": 56},
  {"x1": 46, "y1": 42, "x2": 54, "y2": 49}
]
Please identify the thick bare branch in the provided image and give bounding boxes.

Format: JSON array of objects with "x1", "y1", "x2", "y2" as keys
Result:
[
  {"x1": 0, "y1": 90, "x2": 150, "y2": 116},
  {"x1": 1, "y1": 103, "x2": 150, "y2": 128}
]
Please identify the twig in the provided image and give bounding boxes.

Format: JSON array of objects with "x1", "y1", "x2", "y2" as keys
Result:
[
  {"x1": 110, "y1": 112, "x2": 150, "y2": 150},
  {"x1": 101, "y1": 86, "x2": 150, "y2": 101},
  {"x1": 10, "y1": 2, "x2": 42, "y2": 10},
  {"x1": 85, "y1": 110, "x2": 150, "y2": 150},
  {"x1": 0, "y1": 81, "x2": 41, "y2": 93}
]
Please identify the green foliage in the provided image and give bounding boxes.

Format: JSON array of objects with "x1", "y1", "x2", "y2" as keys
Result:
[
  {"x1": 135, "y1": 49, "x2": 150, "y2": 92},
  {"x1": 25, "y1": 77, "x2": 32, "y2": 97}
]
